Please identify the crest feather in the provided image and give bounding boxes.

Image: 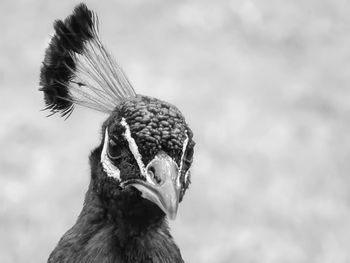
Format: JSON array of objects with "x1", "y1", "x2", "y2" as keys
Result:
[{"x1": 39, "y1": 3, "x2": 136, "y2": 118}]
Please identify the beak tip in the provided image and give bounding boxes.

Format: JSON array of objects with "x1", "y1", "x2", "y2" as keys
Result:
[
  {"x1": 129, "y1": 182, "x2": 180, "y2": 220},
  {"x1": 167, "y1": 212, "x2": 177, "y2": 220},
  {"x1": 163, "y1": 204, "x2": 178, "y2": 220}
]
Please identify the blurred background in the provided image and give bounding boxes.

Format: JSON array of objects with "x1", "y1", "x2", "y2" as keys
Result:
[{"x1": 1, "y1": 0, "x2": 350, "y2": 262}]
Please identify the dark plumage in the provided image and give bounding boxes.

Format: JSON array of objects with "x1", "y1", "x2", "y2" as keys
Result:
[{"x1": 40, "y1": 4, "x2": 195, "y2": 263}]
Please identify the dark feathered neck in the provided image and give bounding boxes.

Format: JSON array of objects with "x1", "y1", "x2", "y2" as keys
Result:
[{"x1": 47, "y1": 148, "x2": 184, "y2": 263}]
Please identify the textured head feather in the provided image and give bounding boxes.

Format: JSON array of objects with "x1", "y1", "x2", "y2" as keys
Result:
[{"x1": 39, "y1": 3, "x2": 136, "y2": 118}]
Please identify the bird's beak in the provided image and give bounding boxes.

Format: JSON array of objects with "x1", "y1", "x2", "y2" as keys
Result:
[{"x1": 126, "y1": 152, "x2": 181, "y2": 220}]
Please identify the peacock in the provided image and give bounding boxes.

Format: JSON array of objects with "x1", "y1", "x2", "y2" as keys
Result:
[{"x1": 39, "y1": 4, "x2": 195, "y2": 263}]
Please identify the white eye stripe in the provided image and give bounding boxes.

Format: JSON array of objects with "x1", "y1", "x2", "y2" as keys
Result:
[
  {"x1": 177, "y1": 134, "x2": 189, "y2": 187},
  {"x1": 101, "y1": 129, "x2": 121, "y2": 180},
  {"x1": 120, "y1": 118, "x2": 155, "y2": 184},
  {"x1": 179, "y1": 134, "x2": 189, "y2": 173}
]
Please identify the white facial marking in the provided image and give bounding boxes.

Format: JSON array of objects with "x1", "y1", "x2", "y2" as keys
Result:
[
  {"x1": 177, "y1": 134, "x2": 189, "y2": 187},
  {"x1": 120, "y1": 118, "x2": 156, "y2": 184},
  {"x1": 120, "y1": 118, "x2": 191, "y2": 187},
  {"x1": 101, "y1": 129, "x2": 120, "y2": 180}
]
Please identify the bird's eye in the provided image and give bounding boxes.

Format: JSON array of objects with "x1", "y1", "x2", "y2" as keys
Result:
[{"x1": 108, "y1": 139, "x2": 122, "y2": 160}]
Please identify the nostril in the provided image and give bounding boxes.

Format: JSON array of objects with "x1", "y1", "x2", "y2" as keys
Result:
[
  {"x1": 148, "y1": 166, "x2": 155, "y2": 176},
  {"x1": 147, "y1": 166, "x2": 161, "y2": 184}
]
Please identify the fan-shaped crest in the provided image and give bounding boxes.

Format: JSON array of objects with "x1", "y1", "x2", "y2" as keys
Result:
[{"x1": 39, "y1": 3, "x2": 136, "y2": 118}]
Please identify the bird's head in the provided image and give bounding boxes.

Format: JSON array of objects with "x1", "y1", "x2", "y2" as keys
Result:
[
  {"x1": 39, "y1": 4, "x2": 195, "y2": 220},
  {"x1": 98, "y1": 95, "x2": 194, "y2": 219}
]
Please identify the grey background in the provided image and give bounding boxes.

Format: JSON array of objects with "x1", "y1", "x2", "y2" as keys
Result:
[{"x1": 1, "y1": 0, "x2": 350, "y2": 262}]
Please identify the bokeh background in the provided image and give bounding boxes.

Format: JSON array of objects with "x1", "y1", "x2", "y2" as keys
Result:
[{"x1": 1, "y1": 0, "x2": 350, "y2": 262}]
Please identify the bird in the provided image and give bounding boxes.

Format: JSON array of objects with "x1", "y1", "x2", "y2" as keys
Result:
[{"x1": 39, "y1": 3, "x2": 195, "y2": 263}]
